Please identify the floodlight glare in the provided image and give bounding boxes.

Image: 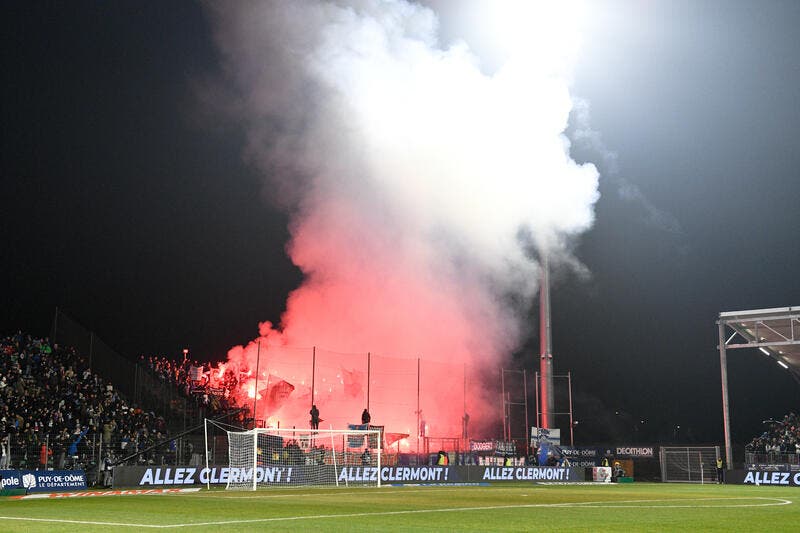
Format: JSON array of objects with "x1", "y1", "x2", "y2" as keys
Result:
[{"x1": 483, "y1": 0, "x2": 586, "y2": 66}]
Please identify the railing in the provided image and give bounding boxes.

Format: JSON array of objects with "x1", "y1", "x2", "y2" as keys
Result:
[
  {"x1": 0, "y1": 431, "x2": 207, "y2": 486},
  {"x1": 744, "y1": 452, "x2": 800, "y2": 466}
]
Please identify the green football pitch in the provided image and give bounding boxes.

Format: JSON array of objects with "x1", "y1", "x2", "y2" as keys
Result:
[{"x1": 0, "y1": 483, "x2": 797, "y2": 532}]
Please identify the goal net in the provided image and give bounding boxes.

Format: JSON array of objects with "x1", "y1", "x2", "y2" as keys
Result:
[
  {"x1": 659, "y1": 446, "x2": 720, "y2": 483},
  {"x1": 222, "y1": 427, "x2": 383, "y2": 490}
]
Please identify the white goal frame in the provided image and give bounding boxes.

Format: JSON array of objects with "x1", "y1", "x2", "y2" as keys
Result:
[{"x1": 210, "y1": 424, "x2": 383, "y2": 490}]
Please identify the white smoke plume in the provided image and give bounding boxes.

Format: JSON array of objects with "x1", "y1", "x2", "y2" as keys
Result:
[{"x1": 203, "y1": 0, "x2": 599, "y2": 436}]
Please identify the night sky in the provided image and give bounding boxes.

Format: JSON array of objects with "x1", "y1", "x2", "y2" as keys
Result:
[{"x1": 3, "y1": 0, "x2": 799, "y2": 445}]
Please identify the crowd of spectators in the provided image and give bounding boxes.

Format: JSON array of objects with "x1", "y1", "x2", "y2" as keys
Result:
[
  {"x1": 140, "y1": 354, "x2": 245, "y2": 424},
  {"x1": 745, "y1": 412, "x2": 800, "y2": 456},
  {"x1": 1, "y1": 332, "x2": 172, "y2": 472}
]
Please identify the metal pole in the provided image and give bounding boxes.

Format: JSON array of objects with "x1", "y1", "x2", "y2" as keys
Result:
[
  {"x1": 366, "y1": 352, "x2": 371, "y2": 413},
  {"x1": 311, "y1": 347, "x2": 316, "y2": 408},
  {"x1": 97, "y1": 436, "x2": 102, "y2": 482},
  {"x1": 463, "y1": 363, "x2": 466, "y2": 421},
  {"x1": 535, "y1": 371, "x2": 540, "y2": 429},
  {"x1": 539, "y1": 252, "x2": 554, "y2": 429},
  {"x1": 463, "y1": 363, "x2": 467, "y2": 441},
  {"x1": 416, "y1": 357, "x2": 420, "y2": 460},
  {"x1": 568, "y1": 371, "x2": 575, "y2": 446},
  {"x1": 252, "y1": 341, "x2": 261, "y2": 429},
  {"x1": 501, "y1": 370, "x2": 507, "y2": 441},
  {"x1": 204, "y1": 418, "x2": 210, "y2": 490},
  {"x1": 523, "y1": 369, "x2": 529, "y2": 452},
  {"x1": 718, "y1": 320, "x2": 733, "y2": 470}
]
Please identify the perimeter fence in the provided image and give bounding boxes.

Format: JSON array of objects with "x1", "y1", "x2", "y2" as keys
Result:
[{"x1": 50, "y1": 308, "x2": 216, "y2": 433}]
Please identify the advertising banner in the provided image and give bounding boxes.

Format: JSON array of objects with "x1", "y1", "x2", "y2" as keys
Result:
[
  {"x1": 543, "y1": 445, "x2": 656, "y2": 466},
  {"x1": 592, "y1": 466, "x2": 612, "y2": 483},
  {"x1": 469, "y1": 440, "x2": 496, "y2": 453},
  {"x1": 727, "y1": 469, "x2": 800, "y2": 487},
  {"x1": 557, "y1": 446, "x2": 603, "y2": 467},
  {"x1": 113, "y1": 465, "x2": 587, "y2": 488},
  {"x1": 0, "y1": 470, "x2": 87, "y2": 493},
  {"x1": 613, "y1": 446, "x2": 656, "y2": 458}
]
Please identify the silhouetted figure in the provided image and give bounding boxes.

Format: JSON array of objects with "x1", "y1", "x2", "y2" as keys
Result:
[
  {"x1": 310, "y1": 405, "x2": 320, "y2": 430},
  {"x1": 361, "y1": 408, "x2": 371, "y2": 425}
]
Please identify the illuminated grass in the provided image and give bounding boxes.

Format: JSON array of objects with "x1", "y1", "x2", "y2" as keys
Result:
[{"x1": 0, "y1": 483, "x2": 797, "y2": 532}]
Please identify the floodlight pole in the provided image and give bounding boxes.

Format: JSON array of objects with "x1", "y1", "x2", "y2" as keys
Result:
[
  {"x1": 539, "y1": 252, "x2": 554, "y2": 429},
  {"x1": 717, "y1": 321, "x2": 732, "y2": 470}
]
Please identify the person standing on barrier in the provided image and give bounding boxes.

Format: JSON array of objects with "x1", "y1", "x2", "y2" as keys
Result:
[
  {"x1": 361, "y1": 408, "x2": 371, "y2": 426},
  {"x1": 310, "y1": 405, "x2": 320, "y2": 430},
  {"x1": 716, "y1": 457, "x2": 724, "y2": 484}
]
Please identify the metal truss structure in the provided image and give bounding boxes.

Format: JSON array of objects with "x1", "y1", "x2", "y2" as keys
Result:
[{"x1": 717, "y1": 306, "x2": 800, "y2": 469}]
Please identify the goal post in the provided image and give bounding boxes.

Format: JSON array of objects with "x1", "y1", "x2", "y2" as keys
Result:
[
  {"x1": 660, "y1": 446, "x2": 720, "y2": 483},
  {"x1": 220, "y1": 426, "x2": 383, "y2": 490}
]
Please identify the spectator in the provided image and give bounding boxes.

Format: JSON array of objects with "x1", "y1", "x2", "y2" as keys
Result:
[{"x1": 0, "y1": 333, "x2": 172, "y2": 470}]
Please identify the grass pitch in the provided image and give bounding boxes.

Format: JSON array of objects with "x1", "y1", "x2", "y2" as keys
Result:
[{"x1": 0, "y1": 483, "x2": 797, "y2": 532}]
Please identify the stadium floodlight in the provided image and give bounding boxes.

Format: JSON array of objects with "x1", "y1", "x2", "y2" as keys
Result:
[
  {"x1": 777, "y1": 360, "x2": 789, "y2": 369},
  {"x1": 759, "y1": 347, "x2": 770, "y2": 355},
  {"x1": 219, "y1": 427, "x2": 383, "y2": 490}
]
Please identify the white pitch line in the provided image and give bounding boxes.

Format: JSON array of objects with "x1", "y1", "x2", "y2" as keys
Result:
[
  {"x1": 189, "y1": 486, "x2": 543, "y2": 500},
  {"x1": 568, "y1": 497, "x2": 794, "y2": 509},
  {"x1": 0, "y1": 497, "x2": 791, "y2": 529}
]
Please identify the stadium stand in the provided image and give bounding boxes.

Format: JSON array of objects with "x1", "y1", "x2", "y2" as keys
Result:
[
  {"x1": 0, "y1": 330, "x2": 251, "y2": 483},
  {"x1": 0, "y1": 333, "x2": 187, "y2": 480},
  {"x1": 744, "y1": 412, "x2": 800, "y2": 466},
  {"x1": 141, "y1": 354, "x2": 240, "y2": 418}
]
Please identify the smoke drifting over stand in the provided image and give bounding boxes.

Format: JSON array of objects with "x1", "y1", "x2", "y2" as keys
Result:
[{"x1": 203, "y1": 0, "x2": 599, "y2": 440}]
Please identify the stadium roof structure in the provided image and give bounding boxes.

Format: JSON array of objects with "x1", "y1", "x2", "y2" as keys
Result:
[{"x1": 717, "y1": 306, "x2": 800, "y2": 467}]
